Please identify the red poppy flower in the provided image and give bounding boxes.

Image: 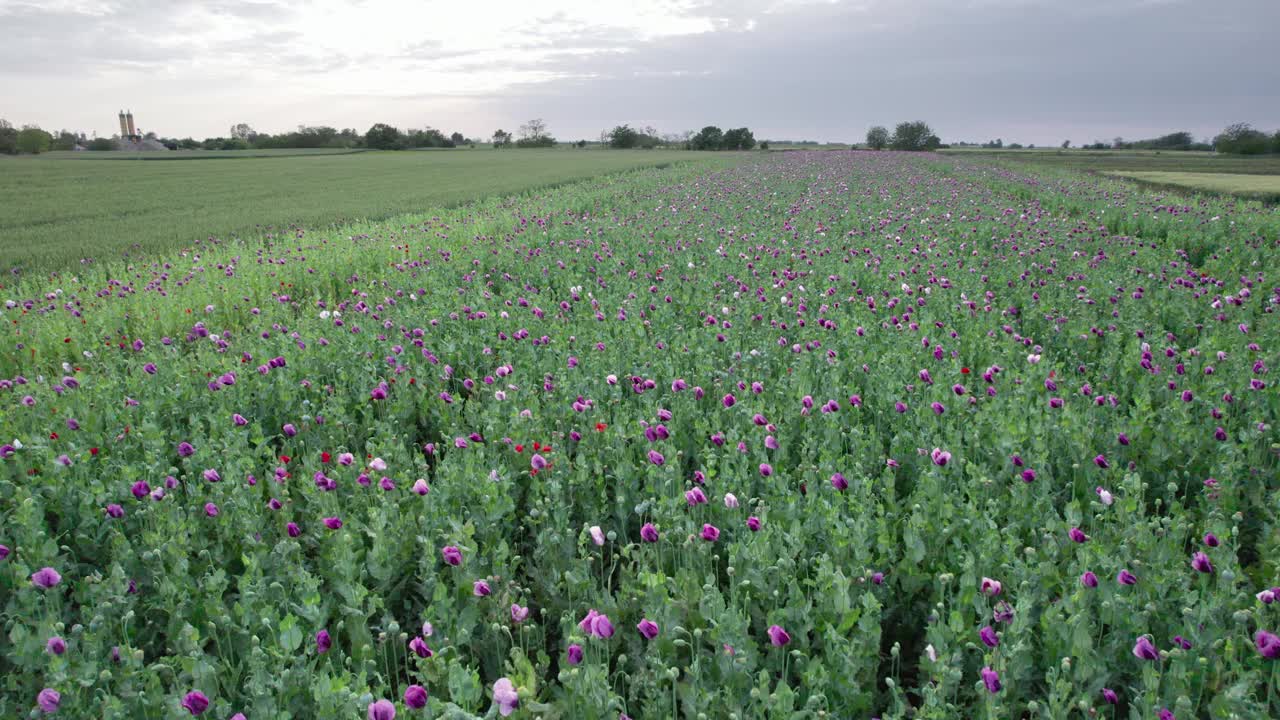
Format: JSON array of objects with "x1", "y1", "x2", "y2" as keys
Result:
[
  {"x1": 279, "y1": 455, "x2": 291, "y2": 464},
  {"x1": 514, "y1": 444, "x2": 524, "y2": 453},
  {"x1": 961, "y1": 367, "x2": 970, "y2": 374},
  {"x1": 50, "y1": 432, "x2": 58, "y2": 440},
  {"x1": 321, "y1": 452, "x2": 331, "y2": 463},
  {"x1": 533, "y1": 442, "x2": 541, "y2": 452},
  {"x1": 595, "y1": 423, "x2": 607, "y2": 432},
  {"x1": 89, "y1": 447, "x2": 99, "y2": 456}
]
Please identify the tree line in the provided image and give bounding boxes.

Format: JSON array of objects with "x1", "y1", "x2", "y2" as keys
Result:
[{"x1": 863, "y1": 121, "x2": 941, "y2": 151}]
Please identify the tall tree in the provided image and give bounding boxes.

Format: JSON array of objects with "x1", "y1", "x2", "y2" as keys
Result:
[
  {"x1": 865, "y1": 126, "x2": 890, "y2": 150},
  {"x1": 691, "y1": 126, "x2": 723, "y2": 151},
  {"x1": 364, "y1": 123, "x2": 402, "y2": 150},
  {"x1": 890, "y1": 121, "x2": 936, "y2": 151},
  {"x1": 492, "y1": 129, "x2": 512, "y2": 147},
  {"x1": 16, "y1": 126, "x2": 52, "y2": 154}
]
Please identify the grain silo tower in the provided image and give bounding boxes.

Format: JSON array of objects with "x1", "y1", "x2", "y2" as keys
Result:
[{"x1": 118, "y1": 111, "x2": 128, "y2": 138}]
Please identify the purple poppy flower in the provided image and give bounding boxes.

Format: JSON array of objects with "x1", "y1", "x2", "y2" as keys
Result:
[
  {"x1": 367, "y1": 699, "x2": 396, "y2": 720},
  {"x1": 685, "y1": 488, "x2": 707, "y2": 506},
  {"x1": 473, "y1": 580, "x2": 492, "y2": 597},
  {"x1": 830, "y1": 472, "x2": 848, "y2": 491},
  {"x1": 980, "y1": 577, "x2": 1002, "y2": 596},
  {"x1": 647, "y1": 450, "x2": 665, "y2": 466},
  {"x1": 32, "y1": 567, "x2": 62, "y2": 589},
  {"x1": 202, "y1": 468, "x2": 221, "y2": 483},
  {"x1": 232, "y1": 414, "x2": 248, "y2": 426},
  {"x1": 592, "y1": 613, "x2": 615, "y2": 639},
  {"x1": 287, "y1": 522, "x2": 301, "y2": 537},
  {"x1": 1068, "y1": 527, "x2": 1089, "y2": 543},
  {"x1": 404, "y1": 684, "x2": 428, "y2": 710},
  {"x1": 181, "y1": 690, "x2": 210, "y2": 715},
  {"x1": 1159, "y1": 709, "x2": 1175, "y2": 720},
  {"x1": 1117, "y1": 569, "x2": 1138, "y2": 585},
  {"x1": 640, "y1": 523, "x2": 659, "y2": 542},
  {"x1": 979, "y1": 626, "x2": 998, "y2": 648},
  {"x1": 1191, "y1": 552, "x2": 1214, "y2": 574},
  {"x1": 409, "y1": 636, "x2": 432, "y2": 658},
  {"x1": 931, "y1": 401, "x2": 946, "y2": 415},
  {"x1": 767, "y1": 624, "x2": 790, "y2": 647},
  {"x1": 566, "y1": 643, "x2": 584, "y2": 665},
  {"x1": 872, "y1": 571, "x2": 884, "y2": 585},
  {"x1": 105, "y1": 503, "x2": 124, "y2": 518},
  {"x1": 1094, "y1": 454, "x2": 1109, "y2": 469},
  {"x1": 1101, "y1": 688, "x2": 1118, "y2": 704},
  {"x1": 931, "y1": 448, "x2": 951, "y2": 466},
  {"x1": 316, "y1": 629, "x2": 332, "y2": 654},
  {"x1": 283, "y1": 423, "x2": 298, "y2": 437},
  {"x1": 493, "y1": 678, "x2": 519, "y2": 717},
  {"x1": 1133, "y1": 635, "x2": 1159, "y2": 660},
  {"x1": 322, "y1": 517, "x2": 342, "y2": 530},
  {"x1": 38, "y1": 688, "x2": 61, "y2": 713},
  {"x1": 747, "y1": 516, "x2": 762, "y2": 531},
  {"x1": 442, "y1": 546, "x2": 463, "y2": 566},
  {"x1": 0, "y1": 544, "x2": 8, "y2": 561},
  {"x1": 722, "y1": 393, "x2": 736, "y2": 408},
  {"x1": 894, "y1": 401, "x2": 908, "y2": 413},
  {"x1": 637, "y1": 618, "x2": 659, "y2": 640},
  {"x1": 511, "y1": 604, "x2": 530, "y2": 623},
  {"x1": 980, "y1": 666, "x2": 1001, "y2": 693},
  {"x1": 177, "y1": 442, "x2": 195, "y2": 457},
  {"x1": 1203, "y1": 532, "x2": 1220, "y2": 547},
  {"x1": 1081, "y1": 571, "x2": 1099, "y2": 588},
  {"x1": 701, "y1": 523, "x2": 720, "y2": 542},
  {"x1": 46, "y1": 636, "x2": 67, "y2": 655},
  {"x1": 1255, "y1": 630, "x2": 1280, "y2": 659},
  {"x1": 758, "y1": 463, "x2": 772, "y2": 477},
  {"x1": 1172, "y1": 635, "x2": 1192, "y2": 650}
]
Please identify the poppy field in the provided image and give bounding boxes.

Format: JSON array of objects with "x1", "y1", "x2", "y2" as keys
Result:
[{"x1": 1, "y1": 152, "x2": 1278, "y2": 719}]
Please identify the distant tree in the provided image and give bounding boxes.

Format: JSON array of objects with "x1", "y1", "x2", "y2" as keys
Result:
[
  {"x1": 87, "y1": 137, "x2": 116, "y2": 151},
  {"x1": 365, "y1": 123, "x2": 403, "y2": 150},
  {"x1": 450, "y1": 132, "x2": 465, "y2": 146},
  {"x1": 889, "y1": 121, "x2": 936, "y2": 151},
  {"x1": 690, "y1": 126, "x2": 724, "y2": 151},
  {"x1": 0, "y1": 119, "x2": 16, "y2": 155},
  {"x1": 516, "y1": 118, "x2": 555, "y2": 147},
  {"x1": 1061, "y1": 140, "x2": 1070, "y2": 149},
  {"x1": 492, "y1": 129, "x2": 512, "y2": 147},
  {"x1": 16, "y1": 126, "x2": 52, "y2": 154},
  {"x1": 230, "y1": 123, "x2": 257, "y2": 141},
  {"x1": 576, "y1": 140, "x2": 587, "y2": 148},
  {"x1": 51, "y1": 130, "x2": 78, "y2": 151},
  {"x1": 178, "y1": 138, "x2": 200, "y2": 150},
  {"x1": 865, "y1": 126, "x2": 890, "y2": 150},
  {"x1": 722, "y1": 127, "x2": 756, "y2": 150},
  {"x1": 608, "y1": 124, "x2": 642, "y2": 149},
  {"x1": 1214, "y1": 122, "x2": 1271, "y2": 155},
  {"x1": 1273, "y1": 130, "x2": 1280, "y2": 154},
  {"x1": 759, "y1": 141, "x2": 769, "y2": 150}
]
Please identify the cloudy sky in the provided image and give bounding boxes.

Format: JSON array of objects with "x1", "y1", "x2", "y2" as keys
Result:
[{"x1": 2, "y1": 0, "x2": 1277, "y2": 145}]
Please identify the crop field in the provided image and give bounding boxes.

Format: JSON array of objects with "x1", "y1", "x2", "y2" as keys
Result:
[
  {"x1": 1, "y1": 151, "x2": 1278, "y2": 719},
  {"x1": 940, "y1": 148, "x2": 1280, "y2": 177},
  {"x1": 1107, "y1": 172, "x2": 1280, "y2": 203},
  {"x1": 0, "y1": 149, "x2": 711, "y2": 272}
]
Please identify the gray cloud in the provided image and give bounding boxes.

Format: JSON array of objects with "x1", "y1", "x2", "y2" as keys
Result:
[{"x1": 1, "y1": 0, "x2": 1277, "y2": 143}]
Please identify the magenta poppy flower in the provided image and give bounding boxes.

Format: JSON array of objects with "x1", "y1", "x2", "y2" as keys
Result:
[
  {"x1": 473, "y1": 580, "x2": 492, "y2": 597},
  {"x1": 1203, "y1": 532, "x2": 1220, "y2": 547},
  {"x1": 566, "y1": 643, "x2": 584, "y2": 665},
  {"x1": 0, "y1": 544, "x2": 9, "y2": 561},
  {"x1": 287, "y1": 522, "x2": 301, "y2": 537},
  {"x1": 758, "y1": 463, "x2": 772, "y2": 477},
  {"x1": 980, "y1": 666, "x2": 1001, "y2": 693},
  {"x1": 979, "y1": 577, "x2": 1002, "y2": 596},
  {"x1": 46, "y1": 636, "x2": 67, "y2": 655},
  {"x1": 32, "y1": 567, "x2": 62, "y2": 589},
  {"x1": 1081, "y1": 571, "x2": 1099, "y2": 588},
  {"x1": 1101, "y1": 688, "x2": 1118, "y2": 704},
  {"x1": 404, "y1": 684, "x2": 428, "y2": 709},
  {"x1": 367, "y1": 699, "x2": 396, "y2": 720},
  {"x1": 492, "y1": 678, "x2": 519, "y2": 717},
  {"x1": 409, "y1": 636, "x2": 432, "y2": 658},
  {"x1": 636, "y1": 618, "x2": 659, "y2": 640},
  {"x1": 322, "y1": 517, "x2": 342, "y2": 530},
  {"x1": 531, "y1": 454, "x2": 547, "y2": 470},
  {"x1": 722, "y1": 393, "x2": 736, "y2": 408},
  {"x1": 767, "y1": 624, "x2": 790, "y2": 647},
  {"x1": 746, "y1": 516, "x2": 761, "y2": 531},
  {"x1": 1068, "y1": 527, "x2": 1088, "y2": 543},
  {"x1": 647, "y1": 450, "x2": 665, "y2": 466},
  {"x1": 830, "y1": 472, "x2": 848, "y2": 491},
  {"x1": 232, "y1": 413, "x2": 248, "y2": 426},
  {"x1": 37, "y1": 688, "x2": 61, "y2": 713},
  {"x1": 979, "y1": 626, "x2": 998, "y2": 648},
  {"x1": 177, "y1": 442, "x2": 195, "y2": 457},
  {"x1": 1093, "y1": 454, "x2": 1109, "y2": 469},
  {"x1": 640, "y1": 523, "x2": 659, "y2": 542},
  {"x1": 511, "y1": 604, "x2": 529, "y2": 623},
  {"x1": 930, "y1": 448, "x2": 951, "y2": 466},
  {"x1": 1117, "y1": 569, "x2": 1138, "y2": 585},
  {"x1": 316, "y1": 629, "x2": 332, "y2": 653},
  {"x1": 701, "y1": 523, "x2": 720, "y2": 542},
  {"x1": 1254, "y1": 630, "x2": 1280, "y2": 659},
  {"x1": 1133, "y1": 635, "x2": 1159, "y2": 660},
  {"x1": 1190, "y1": 552, "x2": 1213, "y2": 573},
  {"x1": 202, "y1": 468, "x2": 221, "y2": 483},
  {"x1": 283, "y1": 423, "x2": 298, "y2": 437},
  {"x1": 181, "y1": 690, "x2": 210, "y2": 715},
  {"x1": 441, "y1": 546, "x2": 463, "y2": 566}
]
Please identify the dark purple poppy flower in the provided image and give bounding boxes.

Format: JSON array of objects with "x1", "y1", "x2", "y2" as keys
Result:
[
  {"x1": 767, "y1": 624, "x2": 790, "y2": 647},
  {"x1": 1094, "y1": 454, "x2": 1109, "y2": 469},
  {"x1": 404, "y1": 685, "x2": 428, "y2": 709},
  {"x1": 1117, "y1": 569, "x2": 1138, "y2": 585},
  {"x1": 409, "y1": 636, "x2": 432, "y2": 658},
  {"x1": 442, "y1": 546, "x2": 463, "y2": 566},
  {"x1": 1068, "y1": 528, "x2": 1088, "y2": 543},
  {"x1": 1101, "y1": 688, "x2": 1118, "y2": 704},
  {"x1": 701, "y1": 524, "x2": 720, "y2": 542},
  {"x1": 181, "y1": 690, "x2": 210, "y2": 715},
  {"x1": 105, "y1": 504, "x2": 124, "y2": 518},
  {"x1": 287, "y1": 522, "x2": 301, "y2": 537},
  {"x1": 1172, "y1": 635, "x2": 1191, "y2": 650},
  {"x1": 1203, "y1": 532, "x2": 1220, "y2": 547},
  {"x1": 640, "y1": 523, "x2": 659, "y2": 542},
  {"x1": 871, "y1": 572, "x2": 884, "y2": 585},
  {"x1": 38, "y1": 688, "x2": 61, "y2": 713},
  {"x1": 0, "y1": 544, "x2": 9, "y2": 561},
  {"x1": 1191, "y1": 552, "x2": 1214, "y2": 573},
  {"x1": 931, "y1": 448, "x2": 951, "y2": 466},
  {"x1": 1117, "y1": 433, "x2": 1130, "y2": 446},
  {"x1": 746, "y1": 516, "x2": 761, "y2": 531},
  {"x1": 1081, "y1": 571, "x2": 1099, "y2": 588},
  {"x1": 722, "y1": 393, "x2": 736, "y2": 408},
  {"x1": 177, "y1": 442, "x2": 195, "y2": 457},
  {"x1": 567, "y1": 643, "x2": 584, "y2": 665},
  {"x1": 647, "y1": 450, "x2": 665, "y2": 466},
  {"x1": 980, "y1": 666, "x2": 1001, "y2": 693},
  {"x1": 980, "y1": 577, "x2": 1002, "y2": 596},
  {"x1": 316, "y1": 630, "x2": 332, "y2": 654},
  {"x1": 202, "y1": 468, "x2": 221, "y2": 483},
  {"x1": 979, "y1": 626, "x2": 998, "y2": 648},
  {"x1": 46, "y1": 636, "x2": 67, "y2": 655},
  {"x1": 1132, "y1": 635, "x2": 1159, "y2": 660},
  {"x1": 1158, "y1": 709, "x2": 1174, "y2": 720},
  {"x1": 473, "y1": 580, "x2": 492, "y2": 597},
  {"x1": 322, "y1": 517, "x2": 342, "y2": 530},
  {"x1": 636, "y1": 618, "x2": 659, "y2": 639},
  {"x1": 1254, "y1": 630, "x2": 1280, "y2": 659}
]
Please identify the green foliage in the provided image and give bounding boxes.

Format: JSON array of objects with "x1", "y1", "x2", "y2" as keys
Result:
[
  {"x1": 889, "y1": 121, "x2": 939, "y2": 152},
  {"x1": 492, "y1": 130, "x2": 512, "y2": 148},
  {"x1": 866, "y1": 126, "x2": 890, "y2": 150},
  {"x1": 1215, "y1": 123, "x2": 1275, "y2": 155},
  {"x1": 15, "y1": 126, "x2": 52, "y2": 154},
  {"x1": 608, "y1": 125, "x2": 642, "y2": 149},
  {"x1": 364, "y1": 123, "x2": 403, "y2": 151},
  {"x1": 0, "y1": 119, "x2": 16, "y2": 155},
  {"x1": 721, "y1": 127, "x2": 756, "y2": 151},
  {"x1": 516, "y1": 119, "x2": 556, "y2": 148},
  {"x1": 87, "y1": 138, "x2": 116, "y2": 151},
  {"x1": 691, "y1": 126, "x2": 724, "y2": 151}
]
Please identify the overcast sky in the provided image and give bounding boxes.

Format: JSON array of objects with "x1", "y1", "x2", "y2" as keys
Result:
[{"x1": 2, "y1": 0, "x2": 1277, "y2": 145}]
